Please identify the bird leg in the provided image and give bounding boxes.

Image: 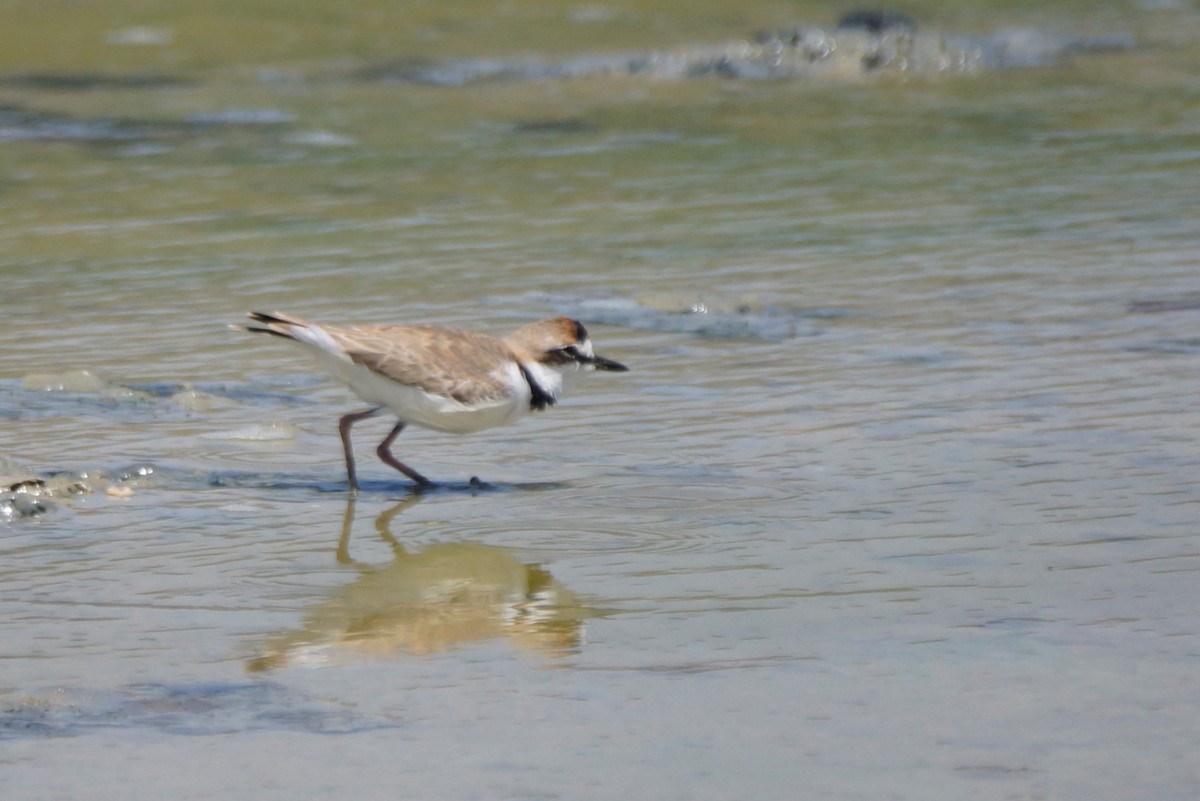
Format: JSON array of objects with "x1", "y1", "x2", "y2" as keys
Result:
[
  {"x1": 338, "y1": 408, "x2": 381, "y2": 493},
  {"x1": 377, "y1": 421, "x2": 432, "y2": 487}
]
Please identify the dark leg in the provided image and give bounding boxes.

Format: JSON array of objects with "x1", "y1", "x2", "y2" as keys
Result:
[
  {"x1": 338, "y1": 408, "x2": 381, "y2": 493},
  {"x1": 377, "y1": 421, "x2": 432, "y2": 487}
]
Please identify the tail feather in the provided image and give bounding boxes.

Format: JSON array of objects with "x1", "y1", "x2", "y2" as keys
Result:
[
  {"x1": 232, "y1": 310, "x2": 311, "y2": 341},
  {"x1": 237, "y1": 324, "x2": 297, "y2": 341},
  {"x1": 232, "y1": 311, "x2": 349, "y2": 361},
  {"x1": 248, "y1": 311, "x2": 309, "y2": 327}
]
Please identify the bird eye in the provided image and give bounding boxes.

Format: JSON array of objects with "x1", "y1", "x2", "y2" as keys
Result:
[
  {"x1": 563, "y1": 346, "x2": 593, "y2": 363},
  {"x1": 548, "y1": 346, "x2": 589, "y2": 366}
]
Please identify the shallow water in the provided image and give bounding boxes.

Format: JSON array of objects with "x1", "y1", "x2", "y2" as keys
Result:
[{"x1": 3, "y1": 1, "x2": 1200, "y2": 799}]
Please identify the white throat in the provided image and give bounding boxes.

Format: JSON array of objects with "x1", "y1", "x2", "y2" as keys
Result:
[{"x1": 521, "y1": 360, "x2": 566, "y2": 403}]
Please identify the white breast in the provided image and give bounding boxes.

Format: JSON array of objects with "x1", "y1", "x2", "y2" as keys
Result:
[{"x1": 330, "y1": 356, "x2": 533, "y2": 434}]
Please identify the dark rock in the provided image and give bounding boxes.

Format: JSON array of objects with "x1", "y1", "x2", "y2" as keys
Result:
[{"x1": 836, "y1": 10, "x2": 918, "y2": 34}]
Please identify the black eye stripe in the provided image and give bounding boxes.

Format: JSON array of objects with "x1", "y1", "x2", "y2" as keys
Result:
[{"x1": 561, "y1": 345, "x2": 592, "y2": 363}]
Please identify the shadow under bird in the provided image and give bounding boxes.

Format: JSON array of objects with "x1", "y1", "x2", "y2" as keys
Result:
[{"x1": 233, "y1": 311, "x2": 628, "y2": 491}]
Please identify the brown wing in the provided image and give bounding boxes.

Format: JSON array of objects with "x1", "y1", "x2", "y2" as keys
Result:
[{"x1": 325, "y1": 324, "x2": 516, "y2": 405}]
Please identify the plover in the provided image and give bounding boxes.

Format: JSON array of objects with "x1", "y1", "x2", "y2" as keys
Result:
[{"x1": 234, "y1": 311, "x2": 628, "y2": 491}]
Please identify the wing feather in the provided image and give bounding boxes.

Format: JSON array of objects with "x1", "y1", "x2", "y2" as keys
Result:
[{"x1": 326, "y1": 324, "x2": 516, "y2": 405}]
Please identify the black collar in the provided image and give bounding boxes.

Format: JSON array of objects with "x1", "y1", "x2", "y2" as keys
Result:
[{"x1": 518, "y1": 363, "x2": 557, "y2": 411}]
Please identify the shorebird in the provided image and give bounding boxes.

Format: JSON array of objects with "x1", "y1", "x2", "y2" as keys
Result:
[{"x1": 234, "y1": 311, "x2": 628, "y2": 491}]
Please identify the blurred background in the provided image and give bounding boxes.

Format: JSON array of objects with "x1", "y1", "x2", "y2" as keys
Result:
[{"x1": 2, "y1": 2, "x2": 1199, "y2": 799}]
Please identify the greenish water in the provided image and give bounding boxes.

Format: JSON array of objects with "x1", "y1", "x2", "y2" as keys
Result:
[{"x1": 3, "y1": 2, "x2": 1200, "y2": 799}]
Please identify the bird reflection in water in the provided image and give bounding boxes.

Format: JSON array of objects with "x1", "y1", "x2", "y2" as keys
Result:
[{"x1": 247, "y1": 496, "x2": 592, "y2": 671}]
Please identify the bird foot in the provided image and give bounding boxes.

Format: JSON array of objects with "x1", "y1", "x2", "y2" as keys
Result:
[{"x1": 468, "y1": 475, "x2": 498, "y2": 491}]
